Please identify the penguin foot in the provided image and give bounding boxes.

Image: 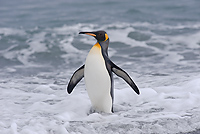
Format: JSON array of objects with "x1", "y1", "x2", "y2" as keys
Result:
[
  {"x1": 87, "y1": 107, "x2": 96, "y2": 115},
  {"x1": 87, "y1": 107, "x2": 106, "y2": 115}
]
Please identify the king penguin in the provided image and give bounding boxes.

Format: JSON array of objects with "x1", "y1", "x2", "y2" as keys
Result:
[{"x1": 67, "y1": 30, "x2": 140, "y2": 113}]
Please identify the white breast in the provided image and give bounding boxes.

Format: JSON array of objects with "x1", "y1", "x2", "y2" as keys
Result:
[{"x1": 84, "y1": 43, "x2": 112, "y2": 113}]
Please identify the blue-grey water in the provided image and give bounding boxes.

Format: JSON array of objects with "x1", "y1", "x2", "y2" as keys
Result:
[{"x1": 0, "y1": 0, "x2": 200, "y2": 133}]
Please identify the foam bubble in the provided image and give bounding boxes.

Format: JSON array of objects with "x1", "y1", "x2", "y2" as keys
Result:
[{"x1": 0, "y1": 28, "x2": 26, "y2": 36}]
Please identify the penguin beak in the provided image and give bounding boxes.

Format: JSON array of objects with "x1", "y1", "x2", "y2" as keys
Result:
[{"x1": 79, "y1": 32, "x2": 96, "y2": 37}]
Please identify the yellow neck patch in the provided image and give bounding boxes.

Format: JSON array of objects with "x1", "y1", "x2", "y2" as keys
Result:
[
  {"x1": 94, "y1": 42, "x2": 101, "y2": 48},
  {"x1": 104, "y1": 33, "x2": 109, "y2": 42}
]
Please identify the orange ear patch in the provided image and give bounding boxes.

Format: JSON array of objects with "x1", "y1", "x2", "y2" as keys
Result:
[{"x1": 104, "y1": 33, "x2": 109, "y2": 41}]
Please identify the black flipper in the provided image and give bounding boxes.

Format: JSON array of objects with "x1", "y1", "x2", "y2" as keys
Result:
[
  {"x1": 67, "y1": 65, "x2": 84, "y2": 94},
  {"x1": 111, "y1": 62, "x2": 140, "y2": 95}
]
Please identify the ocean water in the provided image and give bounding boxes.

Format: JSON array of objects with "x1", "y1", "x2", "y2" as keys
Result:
[{"x1": 0, "y1": 0, "x2": 200, "y2": 133}]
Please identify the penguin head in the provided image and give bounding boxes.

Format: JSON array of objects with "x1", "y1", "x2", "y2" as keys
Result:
[{"x1": 79, "y1": 30, "x2": 109, "y2": 42}]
